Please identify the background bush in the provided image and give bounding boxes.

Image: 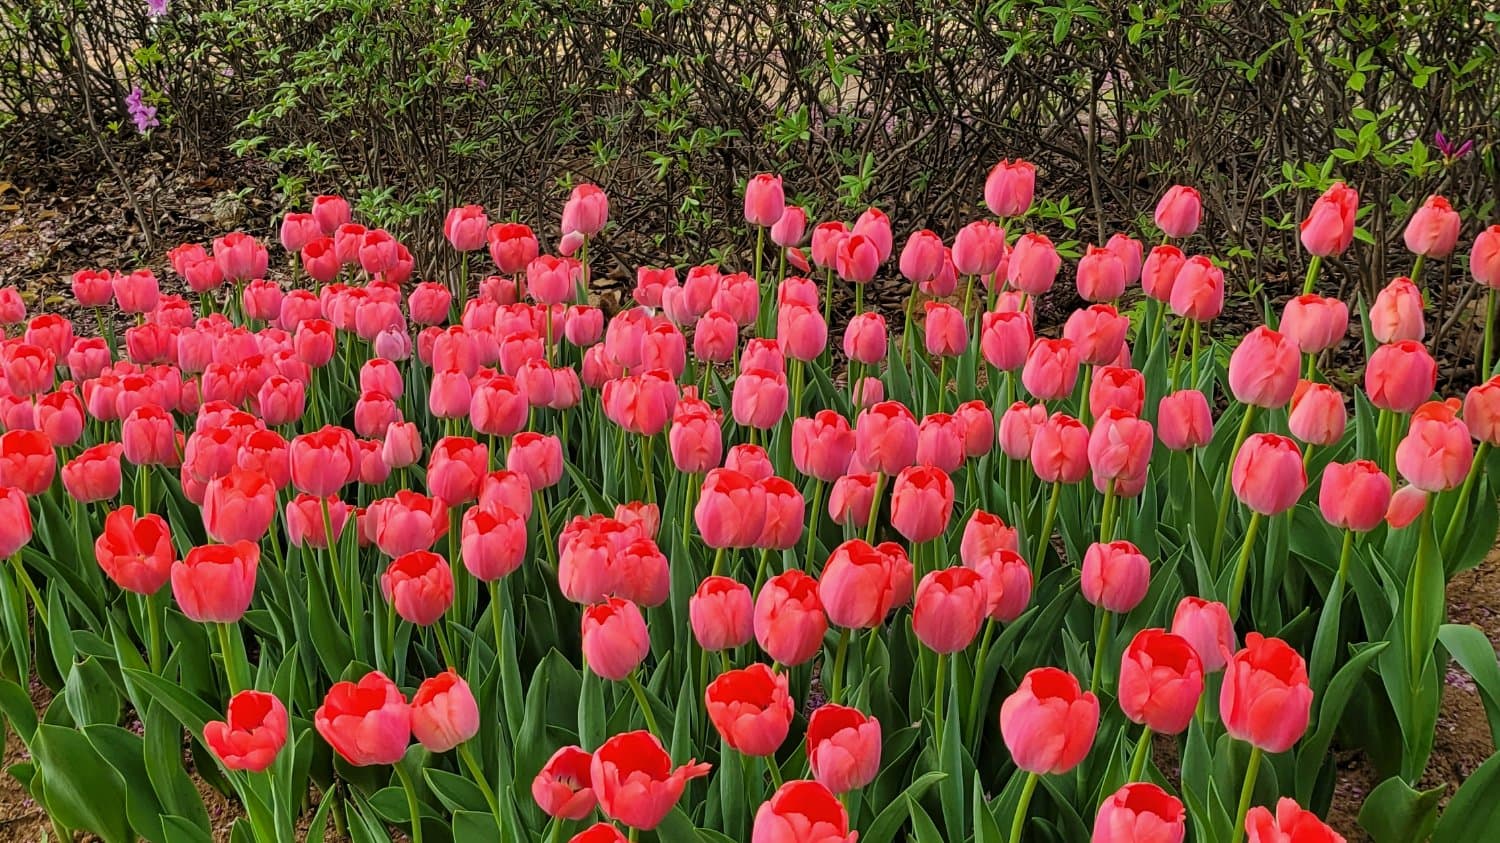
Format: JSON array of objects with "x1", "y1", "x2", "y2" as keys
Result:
[{"x1": 2, "y1": 0, "x2": 1498, "y2": 344}]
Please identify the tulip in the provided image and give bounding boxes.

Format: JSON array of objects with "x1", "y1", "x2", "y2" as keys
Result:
[
  {"x1": 695, "y1": 468, "x2": 767, "y2": 549},
  {"x1": 1281, "y1": 294, "x2": 1349, "y2": 354},
  {"x1": 912, "y1": 413, "x2": 961, "y2": 473},
  {"x1": 1118, "y1": 628, "x2": 1204, "y2": 735},
  {"x1": 690, "y1": 576, "x2": 754, "y2": 651},
  {"x1": 569, "y1": 825, "x2": 626, "y2": 843},
  {"x1": 409, "y1": 669, "x2": 479, "y2": 753},
  {"x1": 214, "y1": 232, "x2": 269, "y2": 282},
  {"x1": 1030, "y1": 412, "x2": 1090, "y2": 484},
  {"x1": 952, "y1": 220, "x2": 1007, "y2": 278},
  {"x1": 921, "y1": 301, "x2": 967, "y2": 358},
  {"x1": 459, "y1": 504, "x2": 526, "y2": 581},
  {"x1": 984, "y1": 159, "x2": 1035, "y2": 218},
  {"x1": 754, "y1": 570, "x2": 827, "y2": 666},
  {"x1": 1316, "y1": 460, "x2": 1391, "y2": 534},
  {"x1": 172, "y1": 541, "x2": 258, "y2": 623},
  {"x1": 752, "y1": 780, "x2": 856, "y2": 843},
  {"x1": 315, "y1": 671, "x2": 411, "y2": 766},
  {"x1": 855, "y1": 401, "x2": 919, "y2": 475},
  {"x1": 967, "y1": 548, "x2": 1032, "y2": 623},
  {"x1": 912, "y1": 567, "x2": 987, "y2": 653},
  {"x1": 487, "y1": 222, "x2": 540, "y2": 275},
  {"x1": 533, "y1": 746, "x2": 597, "y2": 820},
  {"x1": 997, "y1": 402, "x2": 1046, "y2": 460},
  {"x1": 819, "y1": 539, "x2": 896, "y2": 630},
  {"x1": 1300, "y1": 182, "x2": 1358, "y2": 257},
  {"x1": 381, "y1": 550, "x2": 455, "y2": 626},
  {"x1": 1022, "y1": 338, "x2": 1080, "y2": 401},
  {"x1": 744, "y1": 174, "x2": 785, "y2": 227},
  {"x1": 121, "y1": 405, "x2": 177, "y2": 468},
  {"x1": 1365, "y1": 340, "x2": 1436, "y2": 414},
  {"x1": 889, "y1": 465, "x2": 954, "y2": 543},
  {"x1": 1088, "y1": 408, "x2": 1154, "y2": 494},
  {"x1": 204, "y1": 690, "x2": 289, "y2": 773},
  {"x1": 828, "y1": 473, "x2": 877, "y2": 530},
  {"x1": 310, "y1": 195, "x2": 351, "y2": 235},
  {"x1": 505, "y1": 432, "x2": 562, "y2": 491},
  {"x1": 834, "y1": 234, "x2": 880, "y2": 284},
  {"x1": 1000, "y1": 667, "x2": 1099, "y2": 774},
  {"x1": 370, "y1": 490, "x2": 448, "y2": 557},
  {"x1": 1082, "y1": 541, "x2": 1150, "y2": 613},
  {"x1": 93, "y1": 505, "x2": 173, "y2": 594},
  {"x1": 72, "y1": 269, "x2": 116, "y2": 307},
  {"x1": 1077, "y1": 245, "x2": 1126, "y2": 302},
  {"x1": 1369, "y1": 276, "x2": 1425, "y2": 343},
  {"x1": 1006, "y1": 233, "x2": 1060, "y2": 295},
  {"x1": 1245, "y1": 797, "x2": 1346, "y2": 843},
  {"x1": 851, "y1": 376, "x2": 883, "y2": 409},
  {"x1": 1228, "y1": 327, "x2": 1299, "y2": 408},
  {"x1": 1231, "y1": 433, "x2": 1306, "y2": 516},
  {"x1": 853, "y1": 208, "x2": 892, "y2": 261},
  {"x1": 590, "y1": 731, "x2": 710, "y2": 830},
  {"x1": 1093, "y1": 783, "x2": 1187, "y2": 843},
  {"x1": 289, "y1": 426, "x2": 357, "y2": 497},
  {"x1": 777, "y1": 303, "x2": 827, "y2": 362},
  {"x1": 581, "y1": 597, "x2": 650, "y2": 681},
  {"x1": 1472, "y1": 225, "x2": 1500, "y2": 288},
  {"x1": 1154, "y1": 184, "x2": 1202, "y2": 239},
  {"x1": 791, "y1": 411, "x2": 855, "y2": 482},
  {"x1": 959, "y1": 510, "x2": 1018, "y2": 567},
  {"x1": 705, "y1": 663, "x2": 793, "y2": 756},
  {"x1": 1397, "y1": 400, "x2": 1474, "y2": 492},
  {"x1": 755, "y1": 477, "x2": 805, "y2": 551},
  {"x1": 899, "y1": 229, "x2": 946, "y2": 284},
  {"x1": 603, "y1": 369, "x2": 679, "y2": 436},
  {"x1": 1156, "y1": 389, "x2": 1213, "y2": 451},
  {"x1": 1171, "y1": 597, "x2": 1236, "y2": 673},
  {"x1": 429, "y1": 435, "x2": 489, "y2": 504},
  {"x1": 668, "y1": 399, "x2": 723, "y2": 474},
  {"x1": 203, "y1": 467, "x2": 277, "y2": 544},
  {"x1": 1140, "y1": 245, "x2": 1185, "y2": 303},
  {"x1": 840, "y1": 311, "x2": 887, "y2": 366},
  {"x1": 63, "y1": 442, "x2": 123, "y2": 503},
  {"x1": 1404, "y1": 195, "x2": 1461, "y2": 258},
  {"x1": 1062, "y1": 305, "x2": 1128, "y2": 366},
  {"x1": 803, "y1": 704, "x2": 881, "y2": 796},
  {"x1": 810, "y1": 222, "x2": 849, "y2": 269},
  {"x1": 771, "y1": 206, "x2": 808, "y2": 248},
  {"x1": 1223, "y1": 634, "x2": 1313, "y2": 770}
]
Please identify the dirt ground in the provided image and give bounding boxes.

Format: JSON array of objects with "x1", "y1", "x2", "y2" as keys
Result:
[{"x1": 1, "y1": 139, "x2": 1497, "y2": 842}]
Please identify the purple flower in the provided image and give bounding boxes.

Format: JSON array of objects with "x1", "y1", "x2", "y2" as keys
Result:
[
  {"x1": 147, "y1": 0, "x2": 169, "y2": 17},
  {"x1": 125, "y1": 86, "x2": 159, "y2": 134},
  {"x1": 1434, "y1": 130, "x2": 1473, "y2": 160}
]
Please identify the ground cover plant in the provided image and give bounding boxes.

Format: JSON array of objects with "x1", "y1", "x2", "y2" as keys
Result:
[{"x1": 0, "y1": 162, "x2": 1494, "y2": 843}]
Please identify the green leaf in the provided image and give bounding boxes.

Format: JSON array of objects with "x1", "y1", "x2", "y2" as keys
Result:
[
  {"x1": 66, "y1": 655, "x2": 121, "y2": 727},
  {"x1": 1432, "y1": 750, "x2": 1500, "y2": 841},
  {"x1": 33, "y1": 723, "x2": 132, "y2": 843},
  {"x1": 1438, "y1": 624, "x2": 1500, "y2": 744},
  {"x1": 84, "y1": 723, "x2": 172, "y2": 842},
  {"x1": 861, "y1": 771, "x2": 946, "y2": 843},
  {"x1": 122, "y1": 668, "x2": 222, "y2": 736},
  {"x1": 1296, "y1": 642, "x2": 1387, "y2": 802},
  {"x1": 1359, "y1": 775, "x2": 1441, "y2": 841}
]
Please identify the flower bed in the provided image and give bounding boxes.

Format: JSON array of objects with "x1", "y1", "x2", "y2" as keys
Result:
[{"x1": 0, "y1": 167, "x2": 1497, "y2": 842}]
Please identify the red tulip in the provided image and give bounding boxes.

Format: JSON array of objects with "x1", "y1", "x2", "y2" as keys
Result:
[
  {"x1": 690, "y1": 576, "x2": 754, "y2": 651},
  {"x1": 819, "y1": 539, "x2": 896, "y2": 630},
  {"x1": 533, "y1": 745, "x2": 598, "y2": 820},
  {"x1": 960, "y1": 510, "x2": 1019, "y2": 566},
  {"x1": 1365, "y1": 340, "x2": 1436, "y2": 414},
  {"x1": 828, "y1": 473, "x2": 877, "y2": 529},
  {"x1": 315, "y1": 671, "x2": 411, "y2": 766},
  {"x1": 1154, "y1": 185, "x2": 1202, "y2": 239},
  {"x1": 916, "y1": 412, "x2": 965, "y2": 473},
  {"x1": 752, "y1": 780, "x2": 857, "y2": 843},
  {"x1": 172, "y1": 541, "x2": 258, "y2": 623},
  {"x1": 289, "y1": 426, "x2": 358, "y2": 497},
  {"x1": 744, "y1": 174, "x2": 786, "y2": 227},
  {"x1": 1140, "y1": 245, "x2": 1185, "y2": 302},
  {"x1": 1299, "y1": 182, "x2": 1358, "y2": 257},
  {"x1": 1403, "y1": 195, "x2": 1460, "y2": 258},
  {"x1": 1231, "y1": 433, "x2": 1307, "y2": 515},
  {"x1": 569, "y1": 824, "x2": 626, "y2": 843},
  {"x1": 590, "y1": 730, "x2": 710, "y2": 830},
  {"x1": 756, "y1": 477, "x2": 805, "y2": 550},
  {"x1": 1082, "y1": 540, "x2": 1151, "y2": 613},
  {"x1": 1396, "y1": 400, "x2": 1474, "y2": 492},
  {"x1": 381, "y1": 550, "x2": 455, "y2": 626},
  {"x1": 410, "y1": 669, "x2": 479, "y2": 752},
  {"x1": 581, "y1": 597, "x2": 650, "y2": 681},
  {"x1": 890, "y1": 464, "x2": 954, "y2": 543},
  {"x1": 1220, "y1": 633, "x2": 1313, "y2": 753},
  {"x1": 203, "y1": 467, "x2": 278, "y2": 544},
  {"x1": 1006, "y1": 233, "x2": 1060, "y2": 295},
  {"x1": 806, "y1": 704, "x2": 881, "y2": 794},
  {"x1": 695, "y1": 468, "x2": 767, "y2": 549},
  {"x1": 1000, "y1": 667, "x2": 1100, "y2": 774},
  {"x1": 1156, "y1": 389, "x2": 1213, "y2": 451},
  {"x1": 754, "y1": 570, "x2": 827, "y2": 666},
  {"x1": 1093, "y1": 782, "x2": 1187, "y2": 843},
  {"x1": 1023, "y1": 338, "x2": 1081, "y2": 400},
  {"x1": 1472, "y1": 225, "x2": 1500, "y2": 289},
  {"x1": 428, "y1": 435, "x2": 489, "y2": 505},
  {"x1": 1245, "y1": 797, "x2": 1346, "y2": 843},
  {"x1": 771, "y1": 207, "x2": 808, "y2": 248},
  {"x1": 1087, "y1": 408, "x2": 1153, "y2": 493},
  {"x1": 984, "y1": 159, "x2": 1035, "y2": 218},
  {"x1": 94, "y1": 505, "x2": 173, "y2": 594},
  {"x1": 63, "y1": 442, "x2": 123, "y2": 503},
  {"x1": 204, "y1": 690, "x2": 288, "y2": 773},
  {"x1": 706, "y1": 663, "x2": 793, "y2": 756},
  {"x1": 1170, "y1": 597, "x2": 1236, "y2": 673},
  {"x1": 912, "y1": 567, "x2": 987, "y2": 653},
  {"x1": 1167, "y1": 255, "x2": 1224, "y2": 322},
  {"x1": 967, "y1": 548, "x2": 1032, "y2": 623},
  {"x1": 855, "y1": 401, "x2": 918, "y2": 475},
  {"x1": 1030, "y1": 412, "x2": 1090, "y2": 484},
  {"x1": 1076, "y1": 245, "x2": 1127, "y2": 302},
  {"x1": 1118, "y1": 629, "x2": 1204, "y2": 735},
  {"x1": 213, "y1": 231, "x2": 269, "y2": 282}
]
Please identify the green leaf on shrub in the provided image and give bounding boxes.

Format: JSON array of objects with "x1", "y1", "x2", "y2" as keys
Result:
[{"x1": 1357, "y1": 775, "x2": 1441, "y2": 842}]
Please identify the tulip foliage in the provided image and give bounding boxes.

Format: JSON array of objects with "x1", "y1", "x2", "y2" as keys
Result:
[{"x1": 0, "y1": 169, "x2": 1498, "y2": 843}]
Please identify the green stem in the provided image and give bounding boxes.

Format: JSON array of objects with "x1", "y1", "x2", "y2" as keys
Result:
[
  {"x1": 710, "y1": 546, "x2": 727, "y2": 578},
  {"x1": 1211, "y1": 406, "x2": 1259, "y2": 567},
  {"x1": 1410, "y1": 253, "x2": 1426, "y2": 289},
  {"x1": 1226, "y1": 511, "x2": 1265, "y2": 620},
  {"x1": 753, "y1": 226, "x2": 766, "y2": 333},
  {"x1": 433, "y1": 621, "x2": 459, "y2": 670},
  {"x1": 1485, "y1": 288, "x2": 1497, "y2": 379},
  {"x1": 1230, "y1": 747, "x2": 1264, "y2": 843},
  {"x1": 9, "y1": 554, "x2": 47, "y2": 628},
  {"x1": 392, "y1": 762, "x2": 425, "y2": 843},
  {"x1": 829, "y1": 628, "x2": 851, "y2": 702},
  {"x1": 1301, "y1": 255, "x2": 1322, "y2": 296},
  {"x1": 1089, "y1": 607, "x2": 1112, "y2": 696},
  {"x1": 1077, "y1": 364, "x2": 1093, "y2": 426},
  {"x1": 765, "y1": 753, "x2": 784, "y2": 790},
  {"x1": 936, "y1": 357, "x2": 948, "y2": 413},
  {"x1": 626, "y1": 671, "x2": 662, "y2": 739},
  {"x1": 1008, "y1": 771, "x2": 1039, "y2": 843},
  {"x1": 1099, "y1": 479, "x2": 1117, "y2": 543},
  {"x1": 966, "y1": 619, "x2": 997, "y2": 741},
  {"x1": 932, "y1": 653, "x2": 948, "y2": 746},
  {"x1": 457, "y1": 742, "x2": 502, "y2": 820},
  {"x1": 1442, "y1": 441, "x2": 1490, "y2": 557},
  {"x1": 146, "y1": 588, "x2": 164, "y2": 674},
  {"x1": 1127, "y1": 727, "x2": 1153, "y2": 782},
  {"x1": 863, "y1": 474, "x2": 889, "y2": 544},
  {"x1": 217, "y1": 622, "x2": 248, "y2": 694},
  {"x1": 1034, "y1": 481, "x2": 1062, "y2": 565},
  {"x1": 1190, "y1": 321, "x2": 1201, "y2": 389},
  {"x1": 804, "y1": 479, "x2": 825, "y2": 565},
  {"x1": 901, "y1": 288, "x2": 917, "y2": 367},
  {"x1": 1168, "y1": 317, "x2": 1191, "y2": 390},
  {"x1": 1408, "y1": 503, "x2": 1437, "y2": 687}
]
